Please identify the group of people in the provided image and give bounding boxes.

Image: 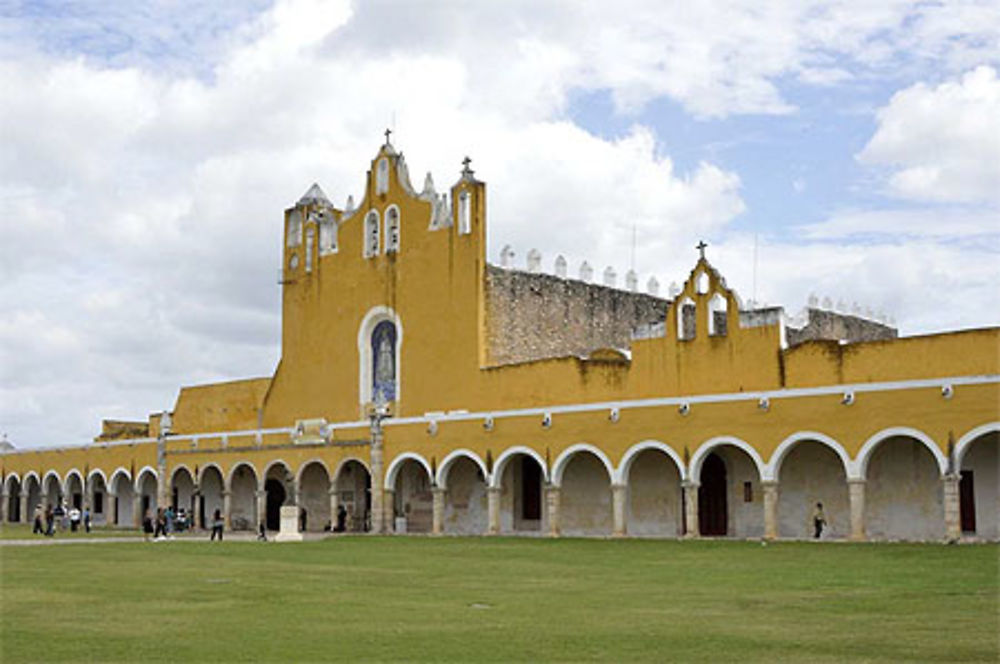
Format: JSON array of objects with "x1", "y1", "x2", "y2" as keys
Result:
[
  {"x1": 32, "y1": 502, "x2": 91, "y2": 536},
  {"x1": 140, "y1": 506, "x2": 192, "y2": 541}
]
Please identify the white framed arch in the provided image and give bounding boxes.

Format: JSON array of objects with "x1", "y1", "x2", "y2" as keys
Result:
[
  {"x1": 357, "y1": 305, "x2": 404, "y2": 410},
  {"x1": 63, "y1": 468, "x2": 84, "y2": 494},
  {"x1": 616, "y1": 440, "x2": 687, "y2": 484},
  {"x1": 133, "y1": 466, "x2": 159, "y2": 493},
  {"x1": 856, "y1": 427, "x2": 947, "y2": 478},
  {"x1": 222, "y1": 461, "x2": 258, "y2": 492},
  {"x1": 551, "y1": 443, "x2": 616, "y2": 487},
  {"x1": 4, "y1": 472, "x2": 21, "y2": 491},
  {"x1": 42, "y1": 470, "x2": 62, "y2": 493},
  {"x1": 22, "y1": 470, "x2": 40, "y2": 488},
  {"x1": 689, "y1": 436, "x2": 767, "y2": 483},
  {"x1": 108, "y1": 467, "x2": 132, "y2": 492},
  {"x1": 490, "y1": 446, "x2": 548, "y2": 489},
  {"x1": 258, "y1": 459, "x2": 291, "y2": 490},
  {"x1": 955, "y1": 422, "x2": 1000, "y2": 469},
  {"x1": 384, "y1": 204, "x2": 401, "y2": 253},
  {"x1": 332, "y1": 456, "x2": 371, "y2": 484},
  {"x1": 767, "y1": 431, "x2": 854, "y2": 482},
  {"x1": 295, "y1": 458, "x2": 331, "y2": 485},
  {"x1": 87, "y1": 468, "x2": 108, "y2": 488},
  {"x1": 169, "y1": 464, "x2": 195, "y2": 484},
  {"x1": 197, "y1": 462, "x2": 225, "y2": 490},
  {"x1": 384, "y1": 452, "x2": 433, "y2": 490},
  {"x1": 436, "y1": 449, "x2": 490, "y2": 489}
]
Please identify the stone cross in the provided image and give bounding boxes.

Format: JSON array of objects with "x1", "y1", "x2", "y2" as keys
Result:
[
  {"x1": 384, "y1": 127, "x2": 392, "y2": 144},
  {"x1": 697, "y1": 240, "x2": 708, "y2": 259}
]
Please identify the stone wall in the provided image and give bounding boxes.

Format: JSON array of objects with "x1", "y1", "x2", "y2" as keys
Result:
[
  {"x1": 485, "y1": 265, "x2": 668, "y2": 365},
  {"x1": 787, "y1": 307, "x2": 896, "y2": 347}
]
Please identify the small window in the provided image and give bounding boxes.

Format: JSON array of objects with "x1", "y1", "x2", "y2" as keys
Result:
[
  {"x1": 94, "y1": 492, "x2": 104, "y2": 514},
  {"x1": 320, "y1": 218, "x2": 338, "y2": 254},
  {"x1": 385, "y1": 206, "x2": 400, "y2": 253},
  {"x1": 305, "y1": 226, "x2": 314, "y2": 272},
  {"x1": 458, "y1": 191, "x2": 471, "y2": 235},
  {"x1": 376, "y1": 158, "x2": 389, "y2": 195},
  {"x1": 286, "y1": 209, "x2": 302, "y2": 247},
  {"x1": 696, "y1": 271, "x2": 710, "y2": 294},
  {"x1": 743, "y1": 481, "x2": 753, "y2": 503},
  {"x1": 677, "y1": 297, "x2": 696, "y2": 340},
  {"x1": 708, "y1": 293, "x2": 728, "y2": 337},
  {"x1": 364, "y1": 210, "x2": 380, "y2": 257}
]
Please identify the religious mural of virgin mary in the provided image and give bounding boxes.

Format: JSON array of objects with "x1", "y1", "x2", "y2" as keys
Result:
[{"x1": 372, "y1": 320, "x2": 397, "y2": 402}]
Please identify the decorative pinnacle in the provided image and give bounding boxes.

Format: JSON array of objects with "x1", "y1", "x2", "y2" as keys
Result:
[{"x1": 696, "y1": 240, "x2": 708, "y2": 260}]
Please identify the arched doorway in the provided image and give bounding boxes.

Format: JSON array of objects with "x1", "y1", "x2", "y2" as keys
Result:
[
  {"x1": 333, "y1": 460, "x2": 371, "y2": 532},
  {"x1": 559, "y1": 451, "x2": 613, "y2": 537},
  {"x1": 265, "y1": 479, "x2": 286, "y2": 531},
  {"x1": 495, "y1": 452, "x2": 545, "y2": 534},
  {"x1": 88, "y1": 473, "x2": 109, "y2": 524},
  {"x1": 171, "y1": 467, "x2": 196, "y2": 525},
  {"x1": 6, "y1": 477, "x2": 21, "y2": 522},
  {"x1": 199, "y1": 466, "x2": 224, "y2": 530},
  {"x1": 391, "y1": 459, "x2": 433, "y2": 533},
  {"x1": 958, "y1": 430, "x2": 998, "y2": 540},
  {"x1": 776, "y1": 440, "x2": 850, "y2": 539},
  {"x1": 64, "y1": 473, "x2": 84, "y2": 510},
  {"x1": 866, "y1": 435, "x2": 943, "y2": 540},
  {"x1": 25, "y1": 475, "x2": 42, "y2": 520},
  {"x1": 111, "y1": 471, "x2": 134, "y2": 526},
  {"x1": 298, "y1": 461, "x2": 331, "y2": 532},
  {"x1": 43, "y1": 473, "x2": 62, "y2": 509},
  {"x1": 699, "y1": 453, "x2": 727, "y2": 536},
  {"x1": 624, "y1": 448, "x2": 683, "y2": 537},
  {"x1": 228, "y1": 464, "x2": 257, "y2": 531},
  {"x1": 136, "y1": 470, "x2": 158, "y2": 522},
  {"x1": 696, "y1": 445, "x2": 763, "y2": 538},
  {"x1": 440, "y1": 456, "x2": 488, "y2": 534}
]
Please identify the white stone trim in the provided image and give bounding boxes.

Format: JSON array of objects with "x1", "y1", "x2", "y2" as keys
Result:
[
  {"x1": 62, "y1": 468, "x2": 84, "y2": 494},
  {"x1": 616, "y1": 440, "x2": 687, "y2": 484},
  {"x1": 23, "y1": 471, "x2": 41, "y2": 489},
  {"x1": 4, "y1": 472, "x2": 20, "y2": 491},
  {"x1": 689, "y1": 436, "x2": 767, "y2": 482},
  {"x1": 332, "y1": 457, "x2": 371, "y2": 485},
  {"x1": 767, "y1": 431, "x2": 853, "y2": 482},
  {"x1": 435, "y1": 449, "x2": 489, "y2": 489},
  {"x1": 551, "y1": 443, "x2": 615, "y2": 487},
  {"x1": 384, "y1": 452, "x2": 433, "y2": 490},
  {"x1": 42, "y1": 469, "x2": 62, "y2": 492},
  {"x1": 258, "y1": 459, "x2": 290, "y2": 490},
  {"x1": 295, "y1": 458, "x2": 331, "y2": 485},
  {"x1": 87, "y1": 468, "x2": 108, "y2": 487},
  {"x1": 134, "y1": 466, "x2": 159, "y2": 493},
  {"x1": 954, "y1": 421, "x2": 1000, "y2": 469},
  {"x1": 357, "y1": 305, "x2": 404, "y2": 411},
  {"x1": 108, "y1": 467, "x2": 132, "y2": 492},
  {"x1": 169, "y1": 464, "x2": 195, "y2": 485},
  {"x1": 489, "y1": 446, "x2": 548, "y2": 489},
  {"x1": 225, "y1": 461, "x2": 260, "y2": 492},
  {"x1": 855, "y1": 426, "x2": 947, "y2": 478},
  {"x1": 384, "y1": 204, "x2": 401, "y2": 253},
  {"x1": 198, "y1": 463, "x2": 225, "y2": 491}
]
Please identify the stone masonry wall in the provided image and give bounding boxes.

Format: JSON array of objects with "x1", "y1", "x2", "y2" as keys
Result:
[
  {"x1": 485, "y1": 265, "x2": 668, "y2": 365},
  {"x1": 787, "y1": 308, "x2": 897, "y2": 347}
]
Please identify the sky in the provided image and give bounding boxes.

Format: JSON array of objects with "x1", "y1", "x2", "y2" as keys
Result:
[{"x1": 1, "y1": 0, "x2": 998, "y2": 449}]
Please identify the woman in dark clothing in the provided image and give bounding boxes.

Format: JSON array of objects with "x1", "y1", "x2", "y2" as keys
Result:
[
  {"x1": 211, "y1": 508, "x2": 224, "y2": 541},
  {"x1": 142, "y1": 510, "x2": 154, "y2": 542}
]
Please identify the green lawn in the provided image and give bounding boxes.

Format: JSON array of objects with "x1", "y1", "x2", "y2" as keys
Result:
[{"x1": 1, "y1": 537, "x2": 996, "y2": 663}]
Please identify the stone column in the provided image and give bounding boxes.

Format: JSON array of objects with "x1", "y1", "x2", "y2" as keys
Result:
[
  {"x1": 20, "y1": 493, "x2": 29, "y2": 524},
  {"x1": 255, "y1": 490, "x2": 267, "y2": 531},
  {"x1": 487, "y1": 486, "x2": 501, "y2": 535},
  {"x1": 611, "y1": 483, "x2": 627, "y2": 537},
  {"x1": 848, "y1": 479, "x2": 866, "y2": 541},
  {"x1": 369, "y1": 421, "x2": 385, "y2": 534},
  {"x1": 432, "y1": 487, "x2": 445, "y2": 535},
  {"x1": 942, "y1": 473, "x2": 961, "y2": 541},
  {"x1": 223, "y1": 490, "x2": 233, "y2": 530},
  {"x1": 683, "y1": 481, "x2": 700, "y2": 538},
  {"x1": 0, "y1": 491, "x2": 7, "y2": 522},
  {"x1": 545, "y1": 485, "x2": 561, "y2": 537},
  {"x1": 328, "y1": 487, "x2": 339, "y2": 532},
  {"x1": 107, "y1": 493, "x2": 117, "y2": 526},
  {"x1": 132, "y1": 493, "x2": 143, "y2": 528},
  {"x1": 762, "y1": 481, "x2": 779, "y2": 540},
  {"x1": 383, "y1": 489, "x2": 395, "y2": 532}
]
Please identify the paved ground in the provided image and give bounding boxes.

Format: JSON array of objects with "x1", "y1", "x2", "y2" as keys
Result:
[{"x1": 0, "y1": 531, "x2": 334, "y2": 545}]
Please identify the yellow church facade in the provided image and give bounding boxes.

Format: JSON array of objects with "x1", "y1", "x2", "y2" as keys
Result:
[{"x1": 3, "y1": 139, "x2": 998, "y2": 542}]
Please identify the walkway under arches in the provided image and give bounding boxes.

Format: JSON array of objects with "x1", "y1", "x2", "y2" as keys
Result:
[
  {"x1": 865, "y1": 434, "x2": 944, "y2": 540},
  {"x1": 957, "y1": 427, "x2": 998, "y2": 540},
  {"x1": 333, "y1": 459, "x2": 371, "y2": 532},
  {"x1": 623, "y1": 447, "x2": 683, "y2": 538},
  {"x1": 298, "y1": 460, "x2": 331, "y2": 532},
  {"x1": 775, "y1": 438, "x2": 850, "y2": 539}
]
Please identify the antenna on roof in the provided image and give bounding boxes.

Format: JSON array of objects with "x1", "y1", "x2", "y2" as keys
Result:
[
  {"x1": 752, "y1": 233, "x2": 758, "y2": 306},
  {"x1": 630, "y1": 223, "x2": 636, "y2": 272}
]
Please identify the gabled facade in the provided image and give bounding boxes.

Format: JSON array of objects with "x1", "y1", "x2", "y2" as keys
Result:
[{"x1": 3, "y1": 139, "x2": 998, "y2": 542}]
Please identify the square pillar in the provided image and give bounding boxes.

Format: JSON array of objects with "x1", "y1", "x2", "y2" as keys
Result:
[
  {"x1": 383, "y1": 489, "x2": 395, "y2": 532},
  {"x1": 683, "y1": 481, "x2": 699, "y2": 538},
  {"x1": 132, "y1": 493, "x2": 143, "y2": 529},
  {"x1": 0, "y1": 492, "x2": 7, "y2": 522},
  {"x1": 20, "y1": 493, "x2": 29, "y2": 524},
  {"x1": 256, "y1": 490, "x2": 267, "y2": 532},
  {"x1": 432, "y1": 487, "x2": 445, "y2": 535},
  {"x1": 848, "y1": 479, "x2": 866, "y2": 541},
  {"x1": 328, "y1": 488, "x2": 339, "y2": 532},
  {"x1": 942, "y1": 474, "x2": 961, "y2": 542},
  {"x1": 487, "y1": 487, "x2": 501, "y2": 535},
  {"x1": 545, "y1": 485, "x2": 561, "y2": 537},
  {"x1": 611, "y1": 483, "x2": 627, "y2": 537},
  {"x1": 762, "y1": 481, "x2": 779, "y2": 540},
  {"x1": 223, "y1": 490, "x2": 233, "y2": 530}
]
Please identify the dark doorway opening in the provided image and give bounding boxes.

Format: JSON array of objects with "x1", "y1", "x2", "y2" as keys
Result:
[
  {"x1": 72, "y1": 493, "x2": 82, "y2": 510},
  {"x1": 141, "y1": 495, "x2": 151, "y2": 519},
  {"x1": 8, "y1": 490, "x2": 20, "y2": 522},
  {"x1": 699, "y1": 453, "x2": 728, "y2": 536},
  {"x1": 960, "y1": 470, "x2": 976, "y2": 533},
  {"x1": 266, "y1": 478, "x2": 286, "y2": 531},
  {"x1": 94, "y1": 492, "x2": 103, "y2": 515},
  {"x1": 199, "y1": 495, "x2": 205, "y2": 529},
  {"x1": 521, "y1": 457, "x2": 541, "y2": 520}
]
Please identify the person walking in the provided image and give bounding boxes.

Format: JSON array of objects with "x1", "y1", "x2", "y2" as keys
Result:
[
  {"x1": 83, "y1": 504, "x2": 92, "y2": 533},
  {"x1": 164, "y1": 506, "x2": 175, "y2": 537},
  {"x1": 142, "y1": 509, "x2": 154, "y2": 542},
  {"x1": 153, "y1": 508, "x2": 166, "y2": 540},
  {"x1": 32, "y1": 505, "x2": 44, "y2": 534},
  {"x1": 69, "y1": 505, "x2": 81, "y2": 532},
  {"x1": 210, "y1": 508, "x2": 224, "y2": 541},
  {"x1": 257, "y1": 520, "x2": 267, "y2": 541},
  {"x1": 812, "y1": 502, "x2": 827, "y2": 539},
  {"x1": 44, "y1": 504, "x2": 54, "y2": 536}
]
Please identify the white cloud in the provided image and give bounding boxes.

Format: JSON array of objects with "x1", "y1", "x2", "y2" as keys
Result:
[{"x1": 858, "y1": 66, "x2": 1000, "y2": 204}]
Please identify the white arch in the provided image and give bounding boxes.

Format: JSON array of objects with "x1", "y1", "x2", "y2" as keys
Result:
[
  {"x1": 42, "y1": 470, "x2": 62, "y2": 494},
  {"x1": 108, "y1": 467, "x2": 132, "y2": 492},
  {"x1": 198, "y1": 463, "x2": 225, "y2": 491},
  {"x1": 169, "y1": 464, "x2": 195, "y2": 485},
  {"x1": 357, "y1": 305, "x2": 404, "y2": 408},
  {"x1": 4, "y1": 472, "x2": 21, "y2": 492},
  {"x1": 226, "y1": 461, "x2": 260, "y2": 491},
  {"x1": 856, "y1": 427, "x2": 947, "y2": 478},
  {"x1": 258, "y1": 459, "x2": 290, "y2": 490},
  {"x1": 133, "y1": 466, "x2": 159, "y2": 493},
  {"x1": 332, "y1": 457, "x2": 371, "y2": 485},
  {"x1": 295, "y1": 458, "x2": 331, "y2": 486},
  {"x1": 436, "y1": 449, "x2": 489, "y2": 489},
  {"x1": 617, "y1": 440, "x2": 687, "y2": 484},
  {"x1": 490, "y1": 446, "x2": 548, "y2": 489},
  {"x1": 551, "y1": 443, "x2": 615, "y2": 487},
  {"x1": 689, "y1": 436, "x2": 767, "y2": 483},
  {"x1": 768, "y1": 431, "x2": 853, "y2": 482},
  {"x1": 23, "y1": 470, "x2": 40, "y2": 488},
  {"x1": 87, "y1": 468, "x2": 108, "y2": 488},
  {"x1": 63, "y1": 468, "x2": 84, "y2": 494},
  {"x1": 955, "y1": 422, "x2": 1000, "y2": 469},
  {"x1": 384, "y1": 452, "x2": 433, "y2": 490}
]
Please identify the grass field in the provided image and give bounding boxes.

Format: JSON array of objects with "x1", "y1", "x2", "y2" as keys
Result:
[{"x1": 1, "y1": 537, "x2": 996, "y2": 663}]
